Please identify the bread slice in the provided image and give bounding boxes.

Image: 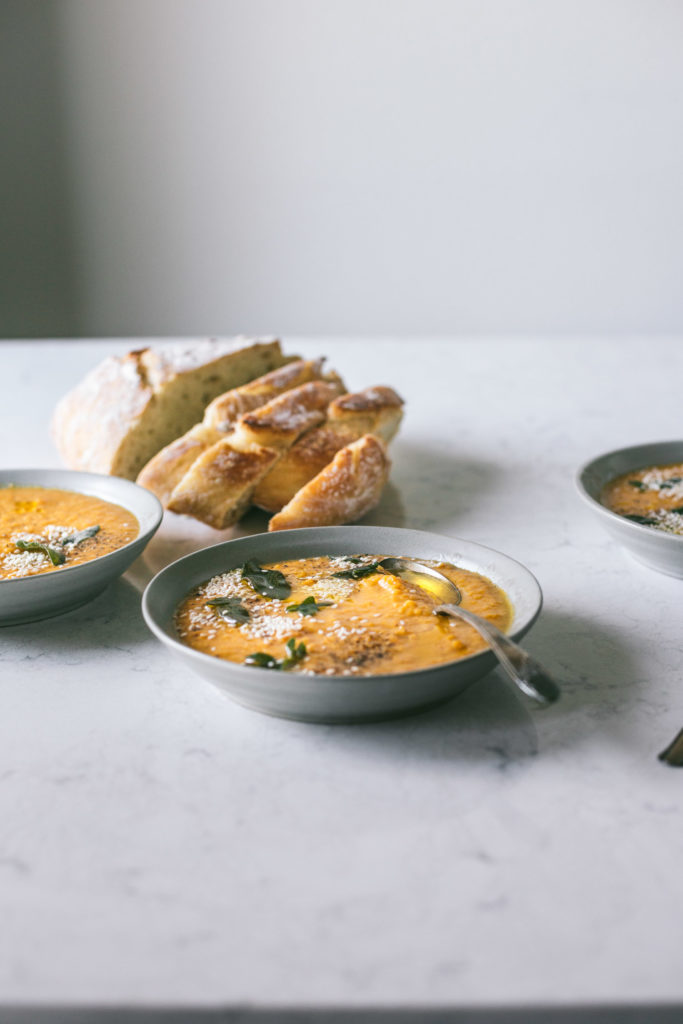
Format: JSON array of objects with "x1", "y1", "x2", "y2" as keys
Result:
[
  {"x1": 51, "y1": 337, "x2": 288, "y2": 480},
  {"x1": 252, "y1": 385, "x2": 403, "y2": 512},
  {"x1": 166, "y1": 444, "x2": 279, "y2": 531},
  {"x1": 252, "y1": 424, "x2": 359, "y2": 513},
  {"x1": 327, "y1": 386, "x2": 404, "y2": 442},
  {"x1": 166, "y1": 379, "x2": 345, "y2": 528},
  {"x1": 269, "y1": 434, "x2": 390, "y2": 531},
  {"x1": 203, "y1": 358, "x2": 336, "y2": 430},
  {"x1": 135, "y1": 422, "x2": 225, "y2": 507},
  {"x1": 227, "y1": 380, "x2": 344, "y2": 452},
  {"x1": 136, "y1": 358, "x2": 336, "y2": 504}
]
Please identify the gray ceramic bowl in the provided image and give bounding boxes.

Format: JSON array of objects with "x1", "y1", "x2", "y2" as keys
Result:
[
  {"x1": 142, "y1": 525, "x2": 543, "y2": 723},
  {"x1": 0, "y1": 468, "x2": 163, "y2": 625},
  {"x1": 577, "y1": 440, "x2": 683, "y2": 578}
]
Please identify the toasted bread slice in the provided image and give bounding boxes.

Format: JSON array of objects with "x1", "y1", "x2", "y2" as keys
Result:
[
  {"x1": 327, "y1": 386, "x2": 404, "y2": 442},
  {"x1": 136, "y1": 359, "x2": 339, "y2": 503},
  {"x1": 52, "y1": 337, "x2": 288, "y2": 479},
  {"x1": 227, "y1": 380, "x2": 344, "y2": 452},
  {"x1": 166, "y1": 380, "x2": 345, "y2": 527},
  {"x1": 136, "y1": 422, "x2": 223, "y2": 506},
  {"x1": 268, "y1": 434, "x2": 390, "y2": 531},
  {"x1": 252, "y1": 385, "x2": 403, "y2": 512},
  {"x1": 252, "y1": 425, "x2": 359, "y2": 513},
  {"x1": 167, "y1": 443, "x2": 279, "y2": 530},
  {"x1": 203, "y1": 358, "x2": 333, "y2": 430}
]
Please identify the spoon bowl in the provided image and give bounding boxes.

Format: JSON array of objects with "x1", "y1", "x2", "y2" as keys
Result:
[{"x1": 378, "y1": 556, "x2": 463, "y2": 604}]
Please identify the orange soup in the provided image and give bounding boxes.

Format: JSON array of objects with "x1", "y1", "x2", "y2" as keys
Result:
[
  {"x1": 601, "y1": 462, "x2": 683, "y2": 536},
  {"x1": 0, "y1": 485, "x2": 139, "y2": 580},
  {"x1": 175, "y1": 555, "x2": 511, "y2": 676}
]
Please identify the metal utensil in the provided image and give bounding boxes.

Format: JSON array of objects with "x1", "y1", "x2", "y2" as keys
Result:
[
  {"x1": 378, "y1": 557, "x2": 560, "y2": 706},
  {"x1": 658, "y1": 727, "x2": 683, "y2": 767}
]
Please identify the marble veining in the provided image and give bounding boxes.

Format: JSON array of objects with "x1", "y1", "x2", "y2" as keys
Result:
[{"x1": 1, "y1": 338, "x2": 682, "y2": 1009}]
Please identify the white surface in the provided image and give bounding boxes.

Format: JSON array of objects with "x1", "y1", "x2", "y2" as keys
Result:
[
  {"x1": 6, "y1": 2, "x2": 683, "y2": 337},
  {"x1": 1, "y1": 337, "x2": 683, "y2": 1009}
]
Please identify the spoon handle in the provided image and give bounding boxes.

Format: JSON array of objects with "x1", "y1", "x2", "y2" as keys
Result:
[{"x1": 436, "y1": 604, "x2": 560, "y2": 706}]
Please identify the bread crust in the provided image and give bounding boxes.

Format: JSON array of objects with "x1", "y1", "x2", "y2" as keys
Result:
[
  {"x1": 52, "y1": 337, "x2": 286, "y2": 480},
  {"x1": 268, "y1": 434, "x2": 390, "y2": 531}
]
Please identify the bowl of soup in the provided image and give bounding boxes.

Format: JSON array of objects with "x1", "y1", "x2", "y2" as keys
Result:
[
  {"x1": 577, "y1": 440, "x2": 683, "y2": 578},
  {"x1": 0, "y1": 468, "x2": 163, "y2": 624},
  {"x1": 142, "y1": 525, "x2": 543, "y2": 723}
]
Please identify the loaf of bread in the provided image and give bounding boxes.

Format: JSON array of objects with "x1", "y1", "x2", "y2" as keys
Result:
[
  {"x1": 136, "y1": 358, "x2": 335, "y2": 504},
  {"x1": 252, "y1": 385, "x2": 403, "y2": 512},
  {"x1": 53, "y1": 337, "x2": 403, "y2": 533},
  {"x1": 52, "y1": 337, "x2": 288, "y2": 480},
  {"x1": 269, "y1": 434, "x2": 390, "y2": 531},
  {"x1": 166, "y1": 380, "x2": 345, "y2": 528}
]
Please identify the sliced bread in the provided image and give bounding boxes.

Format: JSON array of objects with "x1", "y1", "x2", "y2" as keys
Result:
[
  {"x1": 136, "y1": 358, "x2": 337, "y2": 504},
  {"x1": 166, "y1": 380, "x2": 345, "y2": 528},
  {"x1": 252, "y1": 385, "x2": 403, "y2": 512}
]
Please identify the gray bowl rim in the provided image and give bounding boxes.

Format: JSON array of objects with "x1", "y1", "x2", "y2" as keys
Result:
[
  {"x1": 0, "y1": 467, "x2": 163, "y2": 586},
  {"x1": 142, "y1": 525, "x2": 543, "y2": 687},
  {"x1": 576, "y1": 440, "x2": 683, "y2": 543}
]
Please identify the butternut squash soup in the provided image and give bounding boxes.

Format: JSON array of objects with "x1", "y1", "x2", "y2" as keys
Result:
[
  {"x1": 601, "y1": 462, "x2": 683, "y2": 536},
  {"x1": 0, "y1": 485, "x2": 139, "y2": 580},
  {"x1": 175, "y1": 554, "x2": 511, "y2": 676}
]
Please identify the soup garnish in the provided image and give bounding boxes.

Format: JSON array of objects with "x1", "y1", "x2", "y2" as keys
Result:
[
  {"x1": 601, "y1": 462, "x2": 683, "y2": 536},
  {"x1": 0, "y1": 485, "x2": 138, "y2": 580},
  {"x1": 175, "y1": 553, "x2": 511, "y2": 677}
]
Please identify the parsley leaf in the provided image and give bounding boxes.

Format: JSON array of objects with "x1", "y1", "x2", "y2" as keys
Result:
[
  {"x1": 241, "y1": 560, "x2": 291, "y2": 599},
  {"x1": 286, "y1": 595, "x2": 333, "y2": 616},
  {"x1": 15, "y1": 539, "x2": 65, "y2": 566},
  {"x1": 205, "y1": 596, "x2": 251, "y2": 624},
  {"x1": 245, "y1": 638, "x2": 307, "y2": 671}
]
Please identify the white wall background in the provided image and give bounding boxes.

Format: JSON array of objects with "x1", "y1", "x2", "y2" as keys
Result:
[{"x1": 3, "y1": 0, "x2": 683, "y2": 336}]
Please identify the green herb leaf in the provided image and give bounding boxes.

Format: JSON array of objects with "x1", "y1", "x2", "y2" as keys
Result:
[
  {"x1": 670, "y1": 507, "x2": 683, "y2": 515},
  {"x1": 624, "y1": 514, "x2": 658, "y2": 526},
  {"x1": 286, "y1": 595, "x2": 333, "y2": 616},
  {"x1": 628, "y1": 480, "x2": 646, "y2": 491},
  {"x1": 241, "y1": 560, "x2": 291, "y2": 599},
  {"x1": 244, "y1": 637, "x2": 307, "y2": 671},
  {"x1": 659, "y1": 478, "x2": 682, "y2": 489},
  {"x1": 244, "y1": 651, "x2": 280, "y2": 669},
  {"x1": 205, "y1": 596, "x2": 250, "y2": 624},
  {"x1": 281, "y1": 638, "x2": 307, "y2": 670},
  {"x1": 15, "y1": 539, "x2": 65, "y2": 566},
  {"x1": 64, "y1": 524, "x2": 100, "y2": 546},
  {"x1": 332, "y1": 560, "x2": 382, "y2": 580}
]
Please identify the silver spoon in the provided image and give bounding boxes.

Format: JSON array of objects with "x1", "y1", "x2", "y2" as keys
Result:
[{"x1": 378, "y1": 557, "x2": 560, "y2": 706}]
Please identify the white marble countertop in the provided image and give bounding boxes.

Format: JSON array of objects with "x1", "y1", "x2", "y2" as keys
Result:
[{"x1": 1, "y1": 337, "x2": 682, "y2": 1017}]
